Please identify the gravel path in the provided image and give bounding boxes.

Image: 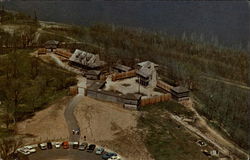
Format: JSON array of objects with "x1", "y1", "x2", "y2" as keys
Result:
[
  {"x1": 64, "y1": 94, "x2": 84, "y2": 142},
  {"x1": 64, "y1": 76, "x2": 87, "y2": 142}
]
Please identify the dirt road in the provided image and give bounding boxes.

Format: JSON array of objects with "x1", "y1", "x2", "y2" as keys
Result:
[
  {"x1": 64, "y1": 95, "x2": 83, "y2": 142},
  {"x1": 201, "y1": 75, "x2": 250, "y2": 91}
]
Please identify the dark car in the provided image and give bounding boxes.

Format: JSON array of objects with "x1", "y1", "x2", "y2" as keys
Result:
[
  {"x1": 79, "y1": 142, "x2": 88, "y2": 151},
  {"x1": 102, "y1": 152, "x2": 117, "y2": 160},
  {"x1": 73, "y1": 142, "x2": 79, "y2": 149},
  {"x1": 47, "y1": 142, "x2": 53, "y2": 149},
  {"x1": 86, "y1": 144, "x2": 96, "y2": 153}
]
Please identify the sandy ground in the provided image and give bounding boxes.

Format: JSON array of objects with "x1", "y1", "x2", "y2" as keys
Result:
[
  {"x1": 74, "y1": 96, "x2": 153, "y2": 160},
  {"x1": 17, "y1": 97, "x2": 71, "y2": 145}
]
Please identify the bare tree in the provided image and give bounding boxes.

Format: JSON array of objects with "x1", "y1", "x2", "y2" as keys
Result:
[{"x1": 0, "y1": 137, "x2": 22, "y2": 160}]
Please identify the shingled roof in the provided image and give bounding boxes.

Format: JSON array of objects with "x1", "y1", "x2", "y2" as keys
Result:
[
  {"x1": 171, "y1": 86, "x2": 189, "y2": 94},
  {"x1": 136, "y1": 67, "x2": 152, "y2": 78},
  {"x1": 69, "y1": 49, "x2": 106, "y2": 68},
  {"x1": 45, "y1": 40, "x2": 59, "y2": 45},
  {"x1": 136, "y1": 61, "x2": 158, "y2": 78},
  {"x1": 137, "y1": 61, "x2": 159, "y2": 68},
  {"x1": 113, "y1": 64, "x2": 132, "y2": 72}
]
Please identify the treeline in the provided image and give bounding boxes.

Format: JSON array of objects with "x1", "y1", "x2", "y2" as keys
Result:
[
  {"x1": 0, "y1": 26, "x2": 38, "y2": 50},
  {"x1": 72, "y1": 24, "x2": 249, "y2": 151},
  {"x1": 0, "y1": 49, "x2": 77, "y2": 130},
  {"x1": 86, "y1": 24, "x2": 249, "y2": 85}
]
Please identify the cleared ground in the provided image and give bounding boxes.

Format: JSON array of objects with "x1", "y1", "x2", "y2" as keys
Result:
[
  {"x1": 17, "y1": 97, "x2": 71, "y2": 144},
  {"x1": 74, "y1": 96, "x2": 153, "y2": 160}
]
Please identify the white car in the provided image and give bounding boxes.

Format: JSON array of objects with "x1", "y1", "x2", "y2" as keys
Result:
[
  {"x1": 22, "y1": 149, "x2": 31, "y2": 155},
  {"x1": 29, "y1": 148, "x2": 36, "y2": 153},
  {"x1": 55, "y1": 142, "x2": 61, "y2": 149},
  {"x1": 108, "y1": 155, "x2": 122, "y2": 160},
  {"x1": 23, "y1": 146, "x2": 36, "y2": 153},
  {"x1": 17, "y1": 148, "x2": 30, "y2": 155},
  {"x1": 39, "y1": 143, "x2": 47, "y2": 150}
]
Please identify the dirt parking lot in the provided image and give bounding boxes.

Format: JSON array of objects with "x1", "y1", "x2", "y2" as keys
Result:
[
  {"x1": 75, "y1": 97, "x2": 153, "y2": 160},
  {"x1": 17, "y1": 97, "x2": 71, "y2": 144}
]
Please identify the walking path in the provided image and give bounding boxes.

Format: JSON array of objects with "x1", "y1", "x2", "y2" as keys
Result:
[
  {"x1": 64, "y1": 94, "x2": 83, "y2": 142},
  {"x1": 201, "y1": 75, "x2": 250, "y2": 90},
  {"x1": 64, "y1": 75, "x2": 87, "y2": 142}
]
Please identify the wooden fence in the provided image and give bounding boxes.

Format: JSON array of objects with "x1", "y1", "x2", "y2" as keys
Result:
[
  {"x1": 156, "y1": 80, "x2": 173, "y2": 92},
  {"x1": 140, "y1": 94, "x2": 171, "y2": 106},
  {"x1": 69, "y1": 86, "x2": 78, "y2": 96},
  {"x1": 54, "y1": 49, "x2": 72, "y2": 58},
  {"x1": 111, "y1": 70, "x2": 137, "y2": 81},
  {"x1": 37, "y1": 48, "x2": 46, "y2": 54}
]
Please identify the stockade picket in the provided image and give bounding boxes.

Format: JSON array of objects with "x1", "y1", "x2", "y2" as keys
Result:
[
  {"x1": 112, "y1": 70, "x2": 137, "y2": 81},
  {"x1": 37, "y1": 48, "x2": 47, "y2": 55},
  {"x1": 140, "y1": 94, "x2": 171, "y2": 106},
  {"x1": 54, "y1": 49, "x2": 72, "y2": 58},
  {"x1": 69, "y1": 86, "x2": 78, "y2": 96},
  {"x1": 157, "y1": 80, "x2": 173, "y2": 92}
]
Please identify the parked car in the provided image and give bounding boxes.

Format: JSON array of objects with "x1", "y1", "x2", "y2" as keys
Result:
[
  {"x1": 86, "y1": 144, "x2": 96, "y2": 152},
  {"x1": 79, "y1": 142, "x2": 88, "y2": 151},
  {"x1": 108, "y1": 155, "x2": 122, "y2": 160},
  {"x1": 196, "y1": 140, "x2": 207, "y2": 147},
  {"x1": 47, "y1": 142, "x2": 53, "y2": 149},
  {"x1": 62, "y1": 141, "x2": 69, "y2": 149},
  {"x1": 23, "y1": 146, "x2": 36, "y2": 153},
  {"x1": 73, "y1": 142, "x2": 79, "y2": 149},
  {"x1": 102, "y1": 152, "x2": 117, "y2": 160},
  {"x1": 202, "y1": 149, "x2": 211, "y2": 156},
  {"x1": 95, "y1": 147, "x2": 104, "y2": 155},
  {"x1": 77, "y1": 128, "x2": 80, "y2": 135},
  {"x1": 39, "y1": 143, "x2": 47, "y2": 150},
  {"x1": 17, "y1": 148, "x2": 30, "y2": 156},
  {"x1": 54, "y1": 142, "x2": 61, "y2": 149}
]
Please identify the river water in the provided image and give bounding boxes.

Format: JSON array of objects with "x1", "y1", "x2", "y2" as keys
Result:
[{"x1": 2, "y1": 1, "x2": 250, "y2": 50}]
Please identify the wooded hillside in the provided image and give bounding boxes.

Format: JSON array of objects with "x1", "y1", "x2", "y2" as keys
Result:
[{"x1": 75, "y1": 24, "x2": 249, "y2": 151}]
